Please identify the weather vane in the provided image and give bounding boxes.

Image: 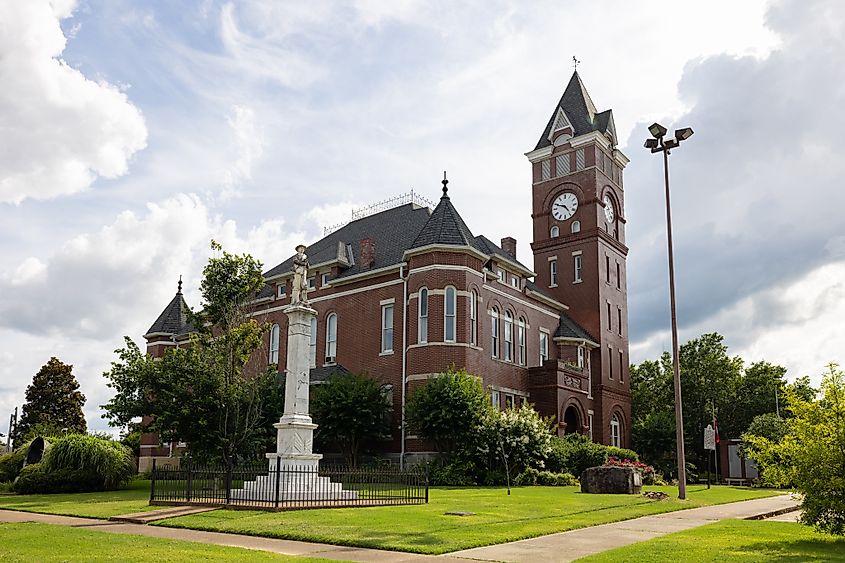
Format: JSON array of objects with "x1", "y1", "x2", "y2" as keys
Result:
[{"x1": 572, "y1": 56, "x2": 581, "y2": 70}]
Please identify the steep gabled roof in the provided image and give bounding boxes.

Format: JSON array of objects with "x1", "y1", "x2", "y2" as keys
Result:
[
  {"x1": 265, "y1": 203, "x2": 432, "y2": 281},
  {"x1": 535, "y1": 71, "x2": 614, "y2": 150},
  {"x1": 146, "y1": 283, "x2": 194, "y2": 336},
  {"x1": 554, "y1": 312, "x2": 597, "y2": 345}
]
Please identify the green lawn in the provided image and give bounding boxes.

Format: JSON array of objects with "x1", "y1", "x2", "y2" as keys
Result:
[
  {"x1": 0, "y1": 479, "x2": 156, "y2": 519},
  {"x1": 576, "y1": 520, "x2": 845, "y2": 562},
  {"x1": 157, "y1": 485, "x2": 782, "y2": 554},
  {"x1": 0, "y1": 522, "x2": 343, "y2": 562}
]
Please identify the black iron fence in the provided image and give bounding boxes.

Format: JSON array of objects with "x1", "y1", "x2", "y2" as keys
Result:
[{"x1": 150, "y1": 458, "x2": 428, "y2": 510}]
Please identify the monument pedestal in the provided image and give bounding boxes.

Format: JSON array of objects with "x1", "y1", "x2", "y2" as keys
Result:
[{"x1": 231, "y1": 299, "x2": 356, "y2": 503}]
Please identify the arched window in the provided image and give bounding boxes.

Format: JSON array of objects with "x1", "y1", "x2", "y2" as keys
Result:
[
  {"x1": 470, "y1": 290, "x2": 478, "y2": 346},
  {"x1": 571, "y1": 220, "x2": 581, "y2": 234},
  {"x1": 550, "y1": 225, "x2": 560, "y2": 238},
  {"x1": 491, "y1": 307, "x2": 500, "y2": 359},
  {"x1": 325, "y1": 313, "x2": 337, "y2": 364},
  {"x1": 610, "y1": 414, "x2": 621, "y2": 447},
  {"x1": 309, "y1": 317, "x2": 317, "y2": 368},
  {"x1": 269, "y1": 324, "x2": 280, "y2": 364},
  {"x1": 503, "y1": 310, "x2": 513, "y2": 362},
  {"x1": 517, "y1": 316, "x2": 526, "y2": 366},
  {"x1": 444, "y1": 286, "x2": 456, "y2": 342},
  {"x1": 418, "y1": 288, "x2": 428, "y2": 344}
]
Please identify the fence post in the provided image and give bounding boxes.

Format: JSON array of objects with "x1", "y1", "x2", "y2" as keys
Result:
[
  {"x1": 425, "y1": 467, "x2": 429, "y2": 504},
  {"x1": 186, "y1": 458, "x2": 193, "y2": 503},
  {"x1": 150, "y1": 458, "x2": 157, "y2": 503},
  {"x1": 274, "y1": 457, "x2": 281, "y2": 509},
  {"x1": 225, "y1": 463, "x2": 232, "y2": 506}
]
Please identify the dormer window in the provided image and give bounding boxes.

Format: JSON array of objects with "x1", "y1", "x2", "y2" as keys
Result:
[
  {"x1": 308, "y1": 277, "x2": 315, "y2": 290},
  {"x1": 497, "y1": 269, "x2": 505, "y2": 283},
  {"x1": 510, "y1": 276, "x2": 520, "y2": 289},
  {"x1": 277, "y1": 284, "x2": 287, "y2": 298},
  {"x1": 321, "y1": 272, "x2": 330, "y2": 286}
]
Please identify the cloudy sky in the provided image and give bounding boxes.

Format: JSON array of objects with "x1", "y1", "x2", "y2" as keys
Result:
[{"x1": 1, "y1": 0, "x2": 843, "y2": 434}]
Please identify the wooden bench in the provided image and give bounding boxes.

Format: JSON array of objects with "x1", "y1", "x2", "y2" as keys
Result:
[{"x1": 725, "y1": 478, "x2": 751, "y2": 486}]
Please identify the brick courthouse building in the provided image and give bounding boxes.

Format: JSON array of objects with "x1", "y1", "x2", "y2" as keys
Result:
[{"x1": 140, "y1": 71, "x2": 632, "y2": 469}]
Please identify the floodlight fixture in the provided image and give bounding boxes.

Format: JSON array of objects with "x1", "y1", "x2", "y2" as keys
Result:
[
  {"x1": 644, "y1": 138, "x2": 658, "y2": 149},
  {"x1": 675, "y1": 127, "x2": 694, "y2": 141},
  {"x1": 664, "y1": 138, "x2": 679, "y2": 150},
  {"x1": 648, "y1": 122, "x2": 668, "y2": 138}
]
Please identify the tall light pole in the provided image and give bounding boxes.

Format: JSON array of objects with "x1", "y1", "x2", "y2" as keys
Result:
[{"x1": 645, "y1": 123, "x2": 693, "y2": 499}]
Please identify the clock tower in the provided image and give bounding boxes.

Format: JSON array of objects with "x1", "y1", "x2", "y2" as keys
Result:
[{"x1": 527, "y1": 71, "x2": 632, "y2": 446}]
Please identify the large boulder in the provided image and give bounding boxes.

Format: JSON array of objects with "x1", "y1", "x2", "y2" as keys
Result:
[{"x1": 580, "y1": 465, "x2": 642, "y2": 494}]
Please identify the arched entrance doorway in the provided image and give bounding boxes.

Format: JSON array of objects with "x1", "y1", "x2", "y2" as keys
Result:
[{"x1": 562, "y1": 405, "x2": 581, "y2": 435}]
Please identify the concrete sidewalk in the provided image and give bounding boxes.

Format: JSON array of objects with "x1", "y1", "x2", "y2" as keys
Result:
[
  {"x1": 0, "y1": 494, "x2": 799, "y2": 563},
  {"x1": 451, "y1": 494, "x2": 799, "y2": 562}
]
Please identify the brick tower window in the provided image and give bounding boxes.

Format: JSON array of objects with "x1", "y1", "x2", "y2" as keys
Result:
[
  {"x1": 325, "y1": 313, "x2": 337, "y2": 364},
  {"x1": 269, "y1": 324, "x2": 280, "y2": 364},
  {"x1": 418, "y1": 287, "x2": 429, "y2": 344},
  {"x1": 444, "y1": 286, "x2": 456, "y2": 342}
]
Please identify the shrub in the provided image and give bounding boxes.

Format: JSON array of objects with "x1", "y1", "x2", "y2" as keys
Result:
[
  {"x1": 605, "y1": 447, "x2": 639, "y2": 462},
  {"x1": 40, "y1": 434, "x2": 135, "y2": 489},
  {"x1": 0, "y1": 448, "x2": 26, "y2": 482},
  {"x1": 515, "y1": 468, "x2": 577, "y2": 486},
  {"x1": 485, "y1": 404, "x2": 555, "y2": 475},
  {"x1": 558, "y1": 434, "x2": 608, "y2": 477},
  {"x1": 424, "y1": 459, "x2": 476, "y2": 486},
  {"x1": 13, "y1": 463, "x2": 102, "y2": 494},
  {"x1": 605, "y1": 456, "x2": 657, "y2": 484},
  {"x1": 515, "y1": 467, "x2": 540, "y2": 486}
]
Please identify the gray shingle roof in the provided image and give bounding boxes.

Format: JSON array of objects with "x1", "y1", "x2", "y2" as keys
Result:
[
  {"x1": 554, "y1": 312, "x2": 596, "y2": 344},
  {"x1": 473, "y1": 235, "x2": 531, "y2": 272},
  {"x1": 309, "y1": 364, "x2": 350, "y2": 384},
  {"x1": 409, "y1": 191, "x2": 478, "y2": 249},
  {"x1": 146, "y1": 289, "x2": 194, "y2": 336},
  {"x1": 265, "y1": 203, "x2": 432, "y2": 281},
  {"x1": 534, "y1": 71, "x2": 614, "y2": 150}
]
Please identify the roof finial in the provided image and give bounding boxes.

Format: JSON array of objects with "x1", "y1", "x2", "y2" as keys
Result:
[
  {"x1": 441, "y1": 171, "x2": 449, "y2": 198},
  {"x1": 177, "y1": 275, "x2": 182, "y2": 294},
  {"x1": 572, "y1": 55, "x2": 580, "y2": 71}
]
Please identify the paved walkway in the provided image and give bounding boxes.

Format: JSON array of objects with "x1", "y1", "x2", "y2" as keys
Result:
[
  {"x1": 451, "y1": 494, "x2": 799, "y2": 562},
  {"x1": 0, "y1": 494, "x2": 799, "y2": 563}
]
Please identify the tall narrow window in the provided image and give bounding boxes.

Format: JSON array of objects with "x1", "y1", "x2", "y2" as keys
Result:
[
  {"x1": 617, "y1": 307, "x2": 623, "y2": 336},
  {"x1": 550, "y1": 259, "x2": 558, "y2": 287},
  {"x1": 577, "y1": 345, "x2": 585, "y2": 368},
  {"x1": 325, "y1": 313, "x2": 337, "y2": 363},
  {"x1": 470, "y1": 290, "x2": 478, "y2": 346},
  {"x1": 503, "y1": 311, "x2": 513, "y2": 362},
  {"x1": 550, "y1": 225, "x2": 559, "y2": 238},
  {"x1": 588, "y1": 413, "x2": 594, "y2": 442},
  {"x1": 605, "y1": 255, "x2": 610, "y2": 283},
  {"x1": 491, "y1": 389, "x2": 500, "y2": 409},
  {"x1": 269, "y1": 324, "x2": 280, "y2": 364},
  {"x1": 576, "y1": 148, "x2": 585, "y2": 170},
  {"x1": 491, "y1": 307, "x2": 500, "y2": 358},
  {"x1": 517, "y1": 317, "x2": 527, "y2": 366},
  {"x1": 381, "y1": 304, "x2": 394, "y2": 353},
  {"x1": 556, "y1": 153, "x2": 570, "y2": 176},
  {"x1": 608, "y1": 345, "x2": 613, "y2": 379},
  {"x1": 541, "y1": 159, "x2": 551, "y2": 180},
  {"x1": 619, "y1": 350, "x2": 625, "y2": 383},
  {"x1": 539, "y1": 331, "x2": 549, "y2": 364},
  {"x1": 418, "y1": 288, "x2": 429, "y2": 344},
  {"x1": 444, "y1": 286, "x2": 456, "y2": 342},
  {"x1": 309, "y1": 317, "x2": 317, "y2": 368},
  {"x1": 610, "y1": 414, "x2": 621, "y2": 447},
  {"x1": 616, "y1": 261, "x2": 621, "y2": 289},
  {"x1": 571, "y1": 220, "x2": 580, "y2": 234},
  {"x1": 574, "y1": 255, "x2": 582, "y2": 282},
  {"x1": 607, "y1": 302, "x2": 612, "y2": 331}
]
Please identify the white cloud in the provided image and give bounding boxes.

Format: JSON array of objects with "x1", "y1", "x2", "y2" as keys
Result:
[
  {"x1": 0, "y1": 0, "x2": 147, "y2": 204},
  {"x1": 219, "y1": 105, "x2": 265, "y2": 199}
]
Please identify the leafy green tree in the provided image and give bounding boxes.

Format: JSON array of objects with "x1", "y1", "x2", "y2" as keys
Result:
[
  {"x1": 731, "y1": 361, "x2": 787, "y2": 434},
  {"x1": 15, "y1": 358, "x2": 86, "y2": 444},
  {"x1": 405, "y1": 367, "x2": 491, "y2": 456},
  {"x1": 102, "y1": 241, "x2": 284, "y2": 467},
  {"x1": 743, "y1": 412, "x2": 791, "y2": 444},
  {"x1": 745, "y1": 363, "x2": 845, "y2": 535},
  {"x1": 311, "y1": 373, "x2": 392, "y2": 466},
  {"x1": 484, "y1": 403, "x2": 554, "y2": 477},
  {"x1": 788, "y1": 375, "x2": 817, "y2": 403}
]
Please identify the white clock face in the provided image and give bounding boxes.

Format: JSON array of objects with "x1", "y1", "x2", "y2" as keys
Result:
[
  {"x1": 552, "y1": 192, "x2": 578, "y2": 221},
  {"x1": 603, "y1": 194, "x2": 615, "y2": 223}
]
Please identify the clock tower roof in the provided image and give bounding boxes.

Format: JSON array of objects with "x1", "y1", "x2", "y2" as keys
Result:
[{"x1": 534, "y1": 71, "x2": 616, "y2": 150}]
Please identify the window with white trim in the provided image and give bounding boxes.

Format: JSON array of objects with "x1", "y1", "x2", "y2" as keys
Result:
[
  {"x1": 607, "y1": 301, "x2": 612, "y2": 331},
  {"x1": 574, "y1": 255, "x2": 582, "y2": 282},
  {"x1": 321, "y1": 272, "x2": 330, "y2": 286},
  {"x1": 610, "y1": 414, "x2": 621, "y2": 447},
  {"x1": 550, "y1": 258, "x2": 558, "y2": 287},
  {"x1": 491, "y1": 307, "x2": 500, "y2": 358},
  {"x1": 618, "y1": 307, "x2": 623, "y2": 336},
  {"x1": 308, "y1": 277, "x2": 315, "y2": 290},
  {"x1": 325, "y1": 313, "x2": 337, "y2": 363},
  {"x1": 277, "y1": 284, "x2": 286, "y2": 298},
  {"x1": 510, "y1": 275, "x2": 520, "y2": 289},
  {"x1": 503, "y1": 310, "x2": 513, "y2": 362},
  {"x1": 539, "y1": 331, "x2": 549, "y2": 364},
  {"x1": 577, "y1": 345, "x2": 585, "y2": 368},
  {"x1": 497, "y1": 269, "x2": 505, "y2": 282},
  {"x1": 444, "y1": 286, "x2": 456, "y2": 342},
  {"x1": 620, "y1": 349, "x2": 625, "y2": 383},
  {"x1": 608, "y1": 344, "x2": 613, "y2": 379},
  {"x1": 505, "y1": 394, "x2": 514, "y2": 409},
  {"x1": 550, "y1": 225, "x2": 559, "y2": 238},
  {"x1": 381, "y1": 304, "x2": 394, "y2": 353},
  {"x1": 418, "y1": 288, "x2": 428, "y2": 344},
  {"x1": 470, "y1": 290, "x2": 478, "y2": 346},
  {"x1": 309, "y1": 317, "x2": 317, "y2": 368},
  {"x1": 491, "y1": 389, "x2": 500, "y2": 409},
  {"x1": 588, "y1": 413, "x2": 594, "y2": 441},
  {"x1": 616, "y1": 261, "x2": 621, "y2": 289},
  {"x1": 571, "y1": 220, "x2": 580, "y2": 234},
  {"x1": 517, "y1": 317, "x2": 526, "y2": 366},
  {"x1": 269, "y1": 324, "x2": 280, "y2": 364}
]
